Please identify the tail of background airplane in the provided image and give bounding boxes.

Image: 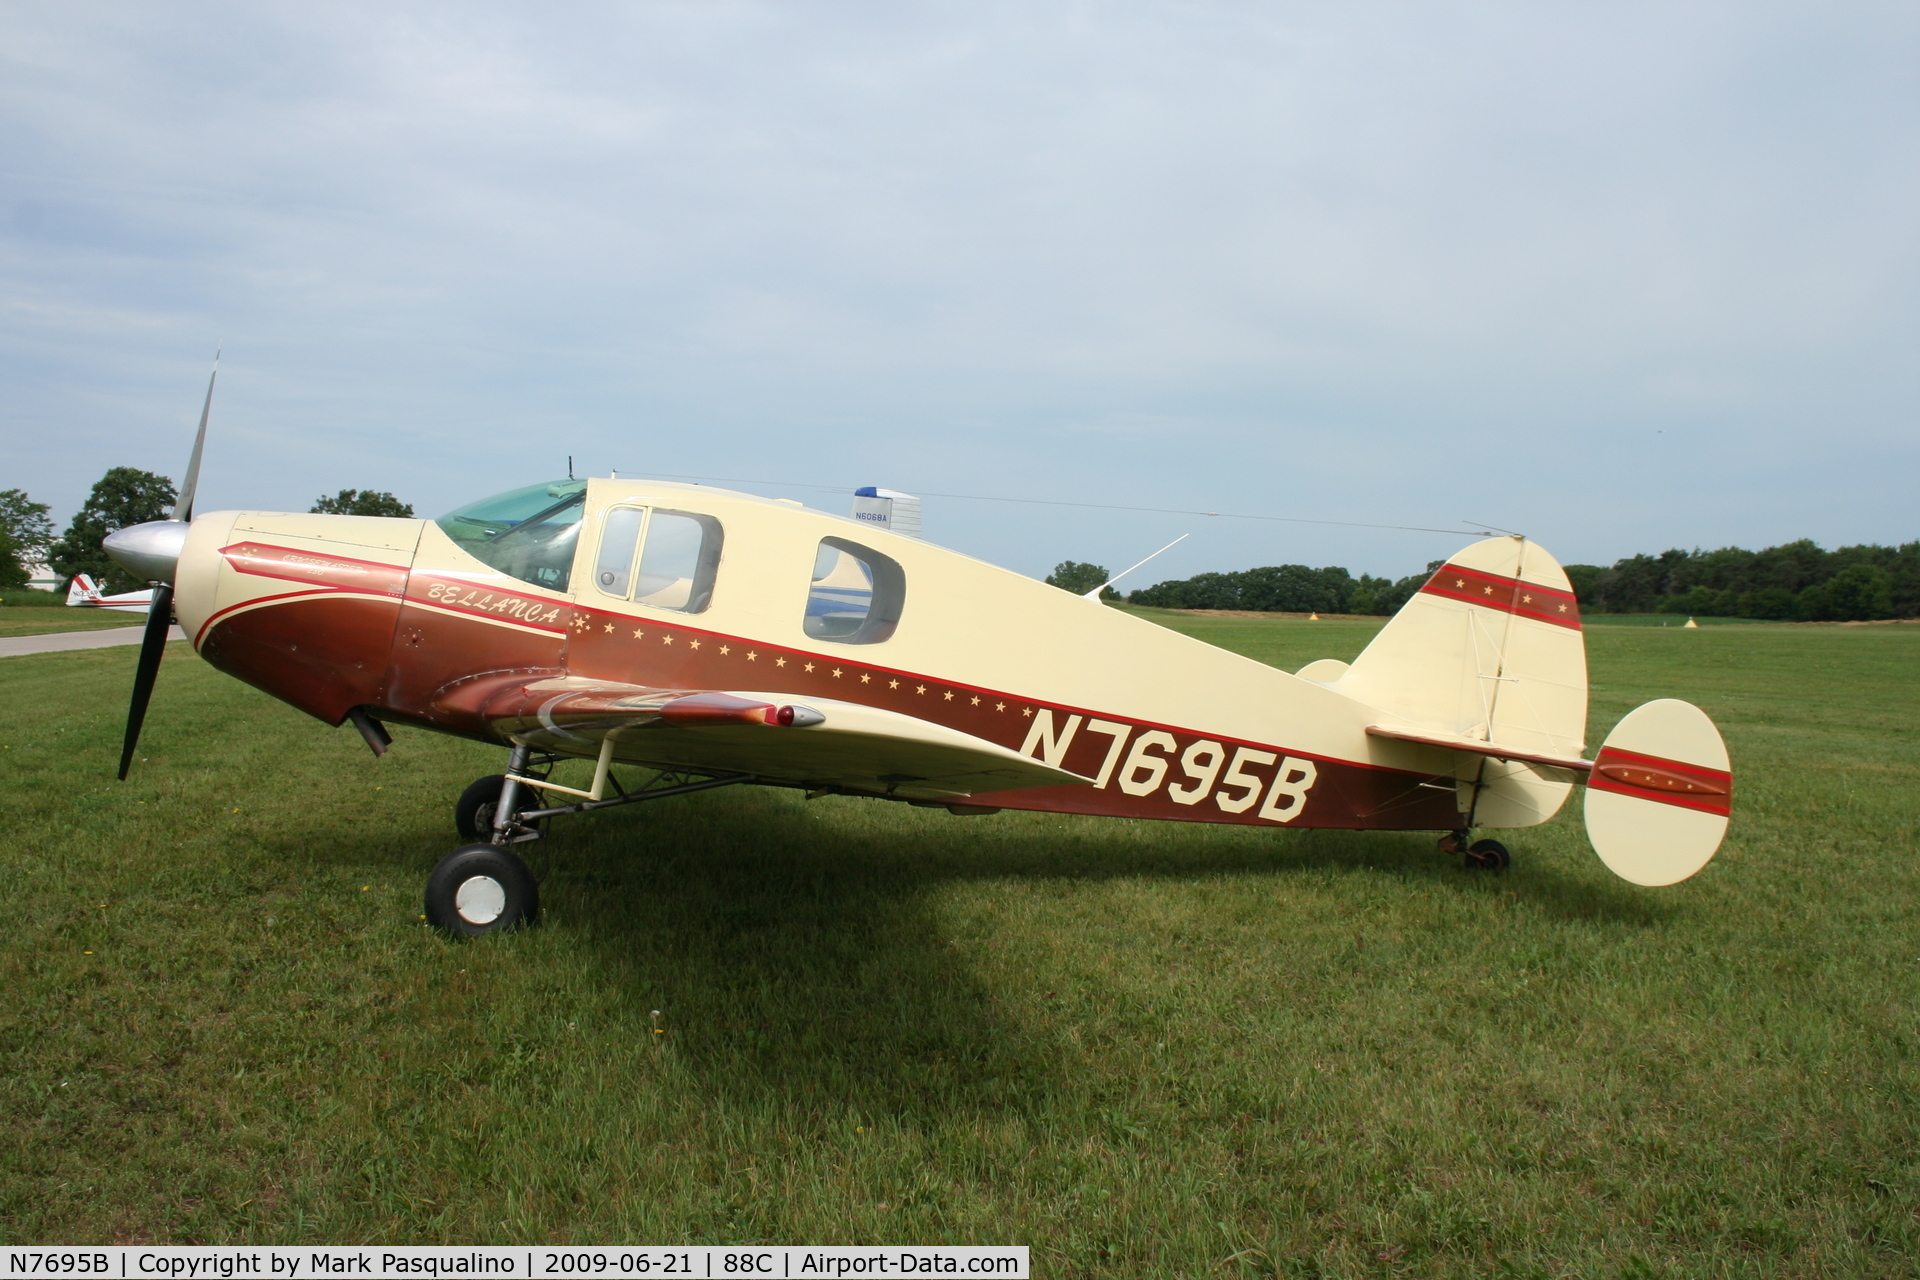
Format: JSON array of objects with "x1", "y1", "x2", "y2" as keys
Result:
[{"x1": 67, "y1": 573, "x2": 102, "y2": 606}]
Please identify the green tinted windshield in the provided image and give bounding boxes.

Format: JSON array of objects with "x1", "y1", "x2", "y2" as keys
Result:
[{"x1": 437, "y1": 480, "x2": 587, "y2": 593}]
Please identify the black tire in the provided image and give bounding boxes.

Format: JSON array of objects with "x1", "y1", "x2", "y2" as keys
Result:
[
  {"x1": 425, "y1": 844, "x2": 540, "y2": 936},
  {"x1": 1465, "y1": 838, "x2": 1511, "y2": 873},
  {"x1": 455, "y1": 774, "x2": 542, "y2": 841}
]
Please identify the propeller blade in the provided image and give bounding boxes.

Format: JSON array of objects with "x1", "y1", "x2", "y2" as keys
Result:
[
  {"x1": 173, "y1": 350, "x2": 218, "y2": 523},
  {"x1": 118, "y1": 583, "x2": 175, "y2": 781}
]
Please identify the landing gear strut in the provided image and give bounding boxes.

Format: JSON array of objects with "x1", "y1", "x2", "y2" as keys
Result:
[{"x1": 426, "y1": 741, "x2": 755, "y2": 937}]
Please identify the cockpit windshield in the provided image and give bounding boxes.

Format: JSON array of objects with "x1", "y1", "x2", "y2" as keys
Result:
[{"x1": 437, "y1": 480, "x2": 587, "y2": 593}]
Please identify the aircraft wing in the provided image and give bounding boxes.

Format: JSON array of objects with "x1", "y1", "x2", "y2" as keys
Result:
[{"x1": 475, "y1": 677, "x2": 1091, "y2": 802}]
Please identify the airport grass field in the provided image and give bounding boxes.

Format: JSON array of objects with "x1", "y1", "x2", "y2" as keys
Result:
[
  {"x1": 0, "y1": 602, "x2": 148, "y2": 636},
  {"x1": 2, "y1": 612, "x2": 1916, "y2": 1276}
]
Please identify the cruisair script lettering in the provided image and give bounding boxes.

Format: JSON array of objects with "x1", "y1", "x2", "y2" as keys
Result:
[
  {"x1": 217, "y1": 542, "x2": 406, "y2": 596},
  {"x1": 1018, "y1": 711, "x2": 1319, "y2": 822}
]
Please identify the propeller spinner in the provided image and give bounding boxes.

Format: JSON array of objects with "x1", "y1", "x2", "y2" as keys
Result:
[{"x1": 104, "y1": 353, "x2": 217, "y2": 780}]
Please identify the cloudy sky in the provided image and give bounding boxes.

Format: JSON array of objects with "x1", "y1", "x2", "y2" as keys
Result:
[{"x1": 3, "y1": 2, "x2": 1915, "y2": 582}]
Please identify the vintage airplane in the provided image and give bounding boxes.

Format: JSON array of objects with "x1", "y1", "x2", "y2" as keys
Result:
[
  {"x1": 104, "y1": 403, "x2": 1732, "y2": 936},
  {"x1": 66, "y1": 572, "x2": 157, "y2": 613}
]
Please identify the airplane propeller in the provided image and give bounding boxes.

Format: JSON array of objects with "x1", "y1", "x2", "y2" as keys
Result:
[{"x1": 110, "y1": 353, "x2": 217, "y2": 780}]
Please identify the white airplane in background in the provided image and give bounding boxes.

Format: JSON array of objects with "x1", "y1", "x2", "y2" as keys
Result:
[{"x1": 66, "y1": 573, "x2": 155, "y2": 613}]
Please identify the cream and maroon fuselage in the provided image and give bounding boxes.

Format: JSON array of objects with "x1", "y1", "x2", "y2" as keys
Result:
[{"x1": 168, "y1": 480, "x2": 1583, "y2": 832}]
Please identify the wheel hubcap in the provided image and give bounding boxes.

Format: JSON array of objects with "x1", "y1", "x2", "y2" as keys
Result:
[{"x1": 454, "y1": 874, "x2": 507, "y2": 925}]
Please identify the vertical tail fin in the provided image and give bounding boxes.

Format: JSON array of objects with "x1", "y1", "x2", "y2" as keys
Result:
[{"x1": 1334, "y1": 536, "x2": 1588, "y2": 828}]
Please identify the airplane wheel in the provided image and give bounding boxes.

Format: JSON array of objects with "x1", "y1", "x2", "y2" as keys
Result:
[
  {"x1": 455, "y1": 774, "x2": 542, "y2": 841},
  {"x1": 1465, "y1": 839, "x2": 1511, "y2": 873},
  {"x1": 425, "y1": 844, "x2": 541, "y2": 937}
]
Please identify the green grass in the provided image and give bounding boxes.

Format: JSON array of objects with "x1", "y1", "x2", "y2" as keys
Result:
[
  {"x1": 2, "y1": 619, "x2": 1917, "y2": 1276},
  {"x1": 1582, "y1": 614, "x2": 1777, "y2": 628},
  {"x1": 0, "y1": 604, "x2": 149, "y2": 636}
]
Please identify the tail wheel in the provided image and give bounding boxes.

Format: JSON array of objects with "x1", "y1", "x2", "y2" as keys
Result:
[
  {"x1": 425, "y1": 844, "x2": 541, "y2": 936},
  {"x1": 1465, "y1": 839, "x2": 1511, "y2": 872}
]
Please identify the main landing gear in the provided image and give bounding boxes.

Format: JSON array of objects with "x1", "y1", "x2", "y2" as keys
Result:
[
  {"x1": 1437, "y1": 829, "x2": 1512, "y2": 873},
  {"x1": 425, "y1": 742, "x2": 754, "y2": 938}
]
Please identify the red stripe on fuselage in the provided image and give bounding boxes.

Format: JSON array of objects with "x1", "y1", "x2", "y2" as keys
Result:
[
  {"x1": 1420, "y1": 565, "x2": 1581, "y2": 629},
  {"x1": 208, "y1": 585, "x2": 1467, "y2": 830},
  {"x1": 219, "y1": 542, "x2": 408, "y2": 597},
  {"x1": 1588, "y1": 745, "x2": 1732, "y2": 816}
]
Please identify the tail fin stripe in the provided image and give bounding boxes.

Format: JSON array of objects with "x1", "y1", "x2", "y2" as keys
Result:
[
  {"x1": 1590, "y1": 746, "x2": 1732, "y2": 816},
  {"x1": 1421, "y1": 565, "x2": 1581, "y2": 629}
]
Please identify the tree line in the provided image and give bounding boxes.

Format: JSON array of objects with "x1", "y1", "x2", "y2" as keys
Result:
[
  {"x1": 1054, "y1": 537, "x2": 1918, "y2": 622},
  {"x1": 1051, "y1": 558, "x2": 1431, "y2": 615},
  {"x1": 1561, "y1": 540, "x2": 1917, "y2": 621},
  {"x1": 1, "y1": 468, "x2": 413, "y2": 595}
]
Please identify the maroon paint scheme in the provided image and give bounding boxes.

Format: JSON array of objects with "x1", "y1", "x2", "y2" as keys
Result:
[{"x1": 199, "y1": 544, "x2": 1467, "y2": 831}]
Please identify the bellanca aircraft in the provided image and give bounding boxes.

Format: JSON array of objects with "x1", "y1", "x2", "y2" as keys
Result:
[{"x1": 105, "y1": 391, "x2": 1732, "y2": 936}]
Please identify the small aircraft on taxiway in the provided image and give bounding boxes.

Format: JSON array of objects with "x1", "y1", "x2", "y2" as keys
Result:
[
  {"x1": 104, "y1": 373, "x2": 1733, "y2": 936},
  {"x1": 66, "y1": 572, "x2": 157, "y2": 613}
]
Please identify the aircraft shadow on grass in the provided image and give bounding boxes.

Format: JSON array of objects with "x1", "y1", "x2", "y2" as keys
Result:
[{"x1": 268, "y1": 780, "x2": 1671, "y2": 1121}]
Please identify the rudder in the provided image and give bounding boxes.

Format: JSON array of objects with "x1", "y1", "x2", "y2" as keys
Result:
[{"x1": 1335, "y1": 536, "x2": 1588, "y2": 828}]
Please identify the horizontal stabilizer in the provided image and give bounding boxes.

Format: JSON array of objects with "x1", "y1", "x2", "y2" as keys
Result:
[
  {"x1": 1584, "y1": 698, "x2": 1731, "y2": 886},
  {"x1": 1365, "y1": 723, "x2": 1592, "y2": 774}
]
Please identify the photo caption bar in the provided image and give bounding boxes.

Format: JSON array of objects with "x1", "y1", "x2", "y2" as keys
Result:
[{"x1": 2, "y1": 1247, "x2": 1029, "y2": 1280}]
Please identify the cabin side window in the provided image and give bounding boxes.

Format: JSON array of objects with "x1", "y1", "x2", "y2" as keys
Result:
[
  {"x1": 592, "y1": 506, "x2": 723, "y2": 613},
  {"x1": 805, "y1": 537, "x2": 905, "y2": 644},
  {"x1": 593, "y1": 507, "x2": 645, "y2": 598}
]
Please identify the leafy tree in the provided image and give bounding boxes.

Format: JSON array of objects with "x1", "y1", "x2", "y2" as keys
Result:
[
  {"x1": 1824, "y1": 565, "x2": 1895, "y2": 622},
  {"x1": 1795, "y1": 582, "x2": 1832, "y2": 622},
  {"x1": 0, "y1": 525, "x2": 27, "y2": 589},
  {"x1": 1045, "y1": 561, "x2": 1117, "y2": 600},
  {"x1": 0, "y1": 489, "x2": 54, "y2": 582},
  {"x1": 48, "y1": 467, "x2": 176, "y2": 594},
  {"x1": 1744, "y1": 587, "x2": 1796, "y2": 620},
  {"x1": 1562, "y1": 564, "x2": 1600, "y2": 603},
  {"x1": 1130, "y1": 563, "x2": 1367, "y2": 613},
  {"x1": 1348, "y1": 573, "x2": 1396, "y2": 615},
  {"x1": 311, "y1": 489, "x2": 415, "y2": 518}
]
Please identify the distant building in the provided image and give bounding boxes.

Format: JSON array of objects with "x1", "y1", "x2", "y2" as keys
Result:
[
  {"x1": 26, "y1": 562, "x2": 56, "y2": 591},
  {"x1": 850, "y1": 487, "x2": 922, "y2": 539}
]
